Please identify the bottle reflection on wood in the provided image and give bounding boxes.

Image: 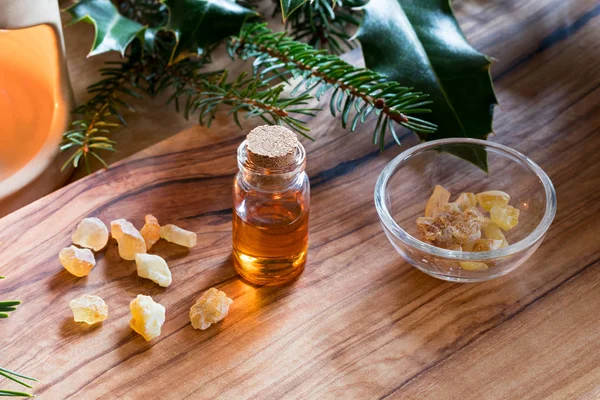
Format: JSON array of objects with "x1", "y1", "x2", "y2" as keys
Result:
[{"x1": 232, "y1": 126, "x2": 310, "y2": 286}]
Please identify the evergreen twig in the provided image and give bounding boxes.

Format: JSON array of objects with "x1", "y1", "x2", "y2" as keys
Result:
[
  {"x1": 60, "y1": 49, "x2": 146, "y2": 173},
  {"x1": 229, "y1": 23, "x2": 436, "y2": 149},
  {"x1": 163, "y1": 63, "x2": 319, "y2": 135},
  {"x1": 0, "y1": 389, "x2": 35, "y2": 398},
  {"x1": 281, "y1": 0, "x2": 365, "y2": 55},
  {"x1": 60, "y1": 2, "x2": 436, "y2": 171},
  {"x1": 0, "y1": 367, "x2": 37, "y2": 389},
  {"x1": 0, "y1": 367, "x2": 36, "y2": 397},
  {"x1": 0, "y1": 300, "x2": 21, "y2": 319},
  {"x1": 0, "y1": 277, "x2": 35, "y2": 397}
]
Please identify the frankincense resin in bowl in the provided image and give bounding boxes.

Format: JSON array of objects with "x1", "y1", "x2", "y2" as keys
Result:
[{"x1": 374, "y1": 138, "x2": 557, "y2": 282}]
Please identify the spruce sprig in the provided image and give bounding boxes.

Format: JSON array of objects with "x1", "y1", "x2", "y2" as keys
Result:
[
  {"x1": 0, "y1": 367, "x2": 37, "y2": 397},
  {"x1": 282, "y1": 0, "x2": 364, "y2": 55},
  {"x1": 164, "y1": 64, "x2": 319, "y2": 135},
  {"x1": 60, "y1": 51, "x2": 146, "y2": 173},
  {"x1": 0, "y1": 300, "x2": 21, "y2": 319},
  {"x1": 0, "y1": 390, "x2": 35, "y2": 398},
  {"x1": 60, "y1": 4, "x2": 436, "y2": 171},
  {"x1": 0, "y1": 367, "x2": 38, "y2": 390},
  {"x1": 229, "y1": 23, "x2": 437, "y2": 149},
  {"x1": 0, "y1": 276, "x2": 36, "y2": 397}
]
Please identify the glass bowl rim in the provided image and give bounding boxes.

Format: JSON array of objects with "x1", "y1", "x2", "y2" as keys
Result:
[{"x1": 374, "y1": 138, "x2": 557, "y2": 261}]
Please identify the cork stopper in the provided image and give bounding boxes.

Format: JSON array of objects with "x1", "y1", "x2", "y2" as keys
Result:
[{"x1": 247, "y1": 125, "x2": 298, "y2": 169}]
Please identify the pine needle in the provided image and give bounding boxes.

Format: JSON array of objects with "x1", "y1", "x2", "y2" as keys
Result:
[{"x1": 229, "y1": 23, "x2": 436, "y2": 147}]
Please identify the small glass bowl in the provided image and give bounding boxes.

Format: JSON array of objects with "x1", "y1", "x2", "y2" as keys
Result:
[{"x1": 374, "y1": 138, "x2": 557, "y2": 282}]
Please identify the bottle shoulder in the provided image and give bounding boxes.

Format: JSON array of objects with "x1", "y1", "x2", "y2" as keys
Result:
[{"x1": 234, "y1": 171, "x2": 309, "y2": 194}]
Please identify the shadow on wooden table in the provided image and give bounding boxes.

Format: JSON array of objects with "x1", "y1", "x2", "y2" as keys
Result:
[{"x1": 60, "y1": 316, "x2": 104, "y2": 338}]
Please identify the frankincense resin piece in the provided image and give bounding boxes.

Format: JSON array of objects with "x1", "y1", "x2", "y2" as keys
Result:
[
  {"x1": 111, "y1": 219, "x2": 146, "y2": 260},
  {"x1": 490, "y1": 205, "x2": 520, "y2": 231},
  {"x1": 72, "y1": 217, "x2": 109, "y2": 251},
  {"x1": 424, "y1": 185, "x2": 451, "y2": 218},
  {"x1": 69, "y1": 294, "x2": 108, "y2": 324},
  {"x1": 59, "y1": 245, "x2": 96, "y2": 277},
  {"x1": 189, "y1": 288, "x2": 233, "y2": 330},
  {"x1": 476, "y1": 190, "x2": 510, "y2": 211},
  {"x1": 160, "y1": 224, "x2": 197, "y2": 248},
  {"x1": 460, "y1": 261, "x2": 489, "y2": 271},
  {"x1": 454, "y1": 192, "x2": 477, "y2": 209},
  {"x1": 416, "y1": 186, "x2": 520, "y2": 255},
  {"x1": 416, "y1": 204, "x2": 485, "y2": 248},
  {"x1": 140, "y1": 214, "x2": 161, "y2": 251},
  {"x1": 135, "y1": 253, "x2": 172, "y2": 287},
  {"x1": 482, "y1": 220, "x2": 509, "y2": 247},
  {"x1": 465, "y1": 239, "x2": 504, "y2": 252},
  {"x1": 129, "y1": 294, "x2": 165, "y2": 341}
]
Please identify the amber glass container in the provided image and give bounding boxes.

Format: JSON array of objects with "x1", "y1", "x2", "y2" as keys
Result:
[
  {"x1": 0, "y1": 0, "x2": 73, "y2": 216},
  {"x1": 232, "y1": 139, "x2": 310, "y2": 286}
]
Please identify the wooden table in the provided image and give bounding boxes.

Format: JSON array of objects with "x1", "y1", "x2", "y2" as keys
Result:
[{"x1": 1, "y1": 0, "x2": 599, "y2": 398}]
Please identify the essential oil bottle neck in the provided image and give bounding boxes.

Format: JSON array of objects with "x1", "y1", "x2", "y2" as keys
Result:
[{"x1": 237, "y1": 140, "x2": 306, "y2": 192}]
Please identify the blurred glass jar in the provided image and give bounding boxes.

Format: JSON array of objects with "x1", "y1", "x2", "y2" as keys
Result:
[{"x1": 0, "y1": 0, "x2": 73, "y2": 216}]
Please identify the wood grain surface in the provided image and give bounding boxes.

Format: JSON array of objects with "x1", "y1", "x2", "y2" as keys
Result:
[{"x1": 1, "y1": 0, "x2": 600, "y2": 398}]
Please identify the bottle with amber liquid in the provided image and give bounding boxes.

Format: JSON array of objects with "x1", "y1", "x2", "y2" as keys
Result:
[
  {"x1": 232, "y1": 126, "x2": 310, "y2": 286},
  {"x1": 0, "y1": 0, "x2": 73, "y2": 215}
]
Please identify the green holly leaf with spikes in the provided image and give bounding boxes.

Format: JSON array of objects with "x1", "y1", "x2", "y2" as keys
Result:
[
  {"x1": 280, "y1": 0, "x2": 310, "y2": 21},
  {"x1": 65, "y1": 0, "x2": 145, "y2": 57},
  {"x1": 163, "y1": 0, "x2": 257, "y2": 64},
  {"x1": 354, "y1": 0, "x2": 498, "y2": 170}
]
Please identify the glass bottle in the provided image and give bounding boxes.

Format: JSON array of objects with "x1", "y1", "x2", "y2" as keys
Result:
[
  {"x1": 232, "y1": 128, "x2": 310, "y2": 286},
  {"x1": 0, "y1": 0, "x2": 73, "y2": 216}
]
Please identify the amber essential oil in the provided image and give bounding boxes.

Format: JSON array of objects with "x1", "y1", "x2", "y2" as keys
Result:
[{"x1": 232, "y1": 126, "x2": 310, "y2": 286}]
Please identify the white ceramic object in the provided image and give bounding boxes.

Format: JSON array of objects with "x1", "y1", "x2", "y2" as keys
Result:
[{"x1": 0, "y1": 0, "x2": 73, "y2": 217}]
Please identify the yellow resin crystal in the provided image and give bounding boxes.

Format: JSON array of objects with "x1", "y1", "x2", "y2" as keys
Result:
[
  {"x1": 454, "y1": 192, "x2": 477, "y2": 209},
  {"x1": 111, "y1": 219, "x2": 147, "y2": 260},
  {"x1": 476, "y1": 190, "x2": 510, "y2": 211},
  {"x1": 59, "y1": 245, "x2": 96, "y2": 277},
  {"x1": 189, "y1": 288, "x2": 233, "y2": 330},
  {"x1": 466, "y1": 239, "x2": 504, "y2": 252},
  {"x1": 140, "y1": 214, "x2": 161, "y2": 251},
  {"x1": 460, "y1": 261, "x2": 489, "y2": 271},
  {"x1": 417, "y1": 204, "x2": 485, "y2": 248},
  {"x1": 160, "y1": 224, "x2": 197, "y2": 248},
  {"x1": 424, "y1": 185, "x2": 451, "y2": 218},
  {"x1": 490, "y1": 205, "x2": 520, "y2": 231},
  {"x1": 482, "y1": 221, "x2": 509, "y2": 248},
  {"x1": 417, "y1": 186, "x2": 521, "y2": 272},
  {"x1": 72, "y1": 217, "x2": 109, "y2": 251},
  {"x1": 129, "y1": 294, "x2": 165, "y2": 341},
  {"x1": 69, "y1": 294, "x2": 108, "y2": 324},
  {"x1": 135, "y1": 253, "x2": 172, "y2": 287}
]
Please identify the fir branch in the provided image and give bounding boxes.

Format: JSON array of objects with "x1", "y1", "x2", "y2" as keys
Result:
[
  {"x1": 0, "y1": 389, "x2": 35, "y2": 398},
  {"x1": 283, "y1": 0, "x2": 364, "y2": 55},
  {"x1": 0, "y1": 367, "x2": 37, "y2": 389},
  {"x1": 60, "y1": 49, "x2": 146, "y2": 172},
  {"x1": 164, "y1": 64, "x2": 319, "y2": 135},
  {"x1": 0, "y1": 276, "x2": 35, "y2": 397},
  {"x1": 0, "y1": 300, "x2": 21, "y2": 319},
  {"x1": 229, "y1": 23, "x2": 437, "y2": 149},
  {"x1": 0, "y1": 367, "x2": 37, "y2": 397}
]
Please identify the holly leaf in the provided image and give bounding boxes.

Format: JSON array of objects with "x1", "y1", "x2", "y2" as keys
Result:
[
  {"x1": 163, "y1": 0, "x2": 257, "y2": 64},
  {"x1": 354, "y1": 0, "x2": 497, "y2": 170},
  {"x1": 280, "y1": 0, "x2": 309, "y2": 21},
  {"x1": 65, "y1": 0, "x2": 145, "y2": 57}
]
